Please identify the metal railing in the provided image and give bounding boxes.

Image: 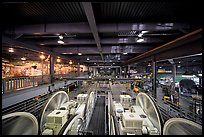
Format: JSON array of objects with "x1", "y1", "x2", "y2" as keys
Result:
[{"x1": 2, "y1": 72, "x2": 88, "y2": 94}]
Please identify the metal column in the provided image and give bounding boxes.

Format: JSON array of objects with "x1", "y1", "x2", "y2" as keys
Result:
[
  {"x1": 152, "y1": 58, "x2": 157, "y2": 99},
  {"x1": 172, "y1": 64, "x2": 176, "y2": 92},
  {"x1": 77, "y1": 63, "x2": 80, "y2": 77},
  {"x1": 119, "y1": 67, "x2": 122, "y2": 78},
  {"x1": 50, "y1": 55, "x2": 55, "y2": 83},
  {"x1": 128, "y1": 65, "x2": 130, "y2": 78}
]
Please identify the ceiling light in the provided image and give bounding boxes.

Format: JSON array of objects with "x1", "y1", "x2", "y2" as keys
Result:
[
  {"x1": 113, "y1": 63, "x2": 115, "y2": 65},
  {"x1": 56, "y1": 58, "x2": 61, "y2": 63},
  {"x1": 59, "y1": 35, "x2": 63, "y2": 39},
  {"x1": 94, "y1": 63, "x2": 96, "y2": 65},
  {"x1": 137, "y1": 38, "x2": 144, "y2": 42},
  {"x1": 141, "y1": 30, "x2": 148, "y2": 34},
  {"x1": 123, "y1": 52, "x2": 128, "y2": 55},
  {"x1": 21, "y1": 57, "x2": 26, "y2": 61},
  {"x1": 69, "y1": 60, "x2": 73, "y2": 65},
  {"x1": 159, "y1": 66, "x2": 162, "y2": 68},
  {"x1": 78, "y1": 52, "x2": 82, "y2": 55},
  {"x1": 198, "y1": 73, "x2": 202, "y2": 77},
  {"x1": 177, "y1": 65, "x2": 181, "y2": 68},
  {"x1": 40, "y1": 54, "x2": 45, "y2": 60},
  {"x1": 148, "y1": 63, "x2": 151, "y2": 66},
  {"x1": 87, "y1": 58, "x2": 90, "y2": 61},
  {"x1": 57, "y1": 40, "x2": 64, "y2": 44},
  {"x1": 8, "y1": 48, "x2": 14, "y2": 53},
  {"x1": 138, "y1": 33, "x2": 143, "y2": 37}
]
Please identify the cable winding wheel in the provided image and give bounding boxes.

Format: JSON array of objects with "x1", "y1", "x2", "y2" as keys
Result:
[{"x1": 2, "y1": 112, "x2": 38, "y2": 135}]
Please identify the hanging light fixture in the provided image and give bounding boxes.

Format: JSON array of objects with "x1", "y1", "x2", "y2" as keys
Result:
[
  {"x1": 8, "y1": 48, "x2": 14, "y2": 53},
  {"x1": 21, "y1": 57, "x2": 26, "y2": 61},
  {"x1": 57, "y1": 35, "x2": 64, "y2": 44},
  {"x1": 40, "y1": 54, "x2": 45, "y2": 60},
  {"x1": 56, "y1": 58, "x2": 61, "y2": 63},
  {"x1": 69, "y1": 60, "x2": 73, "y2": 65},
  {"x1": 57, "y1": 39, "x2": 64, "y2": 44}
]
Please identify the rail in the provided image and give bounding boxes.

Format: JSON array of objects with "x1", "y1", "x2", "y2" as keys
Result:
[{"x1": 2, "y1": 72, "x2": 88, "y2": 94}]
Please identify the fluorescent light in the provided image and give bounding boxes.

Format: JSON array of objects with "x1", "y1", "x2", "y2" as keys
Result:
[
  {"x1": 57, "y1": 40, "x2": 64, "y2": 44},
  {"x1": 138, "y1": 33, "x2": 143, "y2": 37},
  {"x1": 137, "y1": 38, "x2": 144, "y2": 42},
  {"x1": 59, "y1": 35, "x2": 63, "y2": 39},
  {"x1": 141, "y1": 30, "x2": 148, "y2": 34},
  {"x1": 78, "y1": 52, "x2": 82, "y2": 55},
  {"x1": 123, "y1": 52, "x2": 128, "y2": 55},
  {"x1": 8, "y1": 48, "x2": 14, "y2": 53},
  {"x1": 182, "y1": 75, "x2": 194, "y2": 78}
]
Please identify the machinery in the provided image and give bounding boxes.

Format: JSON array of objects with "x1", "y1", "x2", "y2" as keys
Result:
[
  {"x1": 119, "y1": 95, "x2": 132, "y2": 109},
  {"x1": 2, "y1": 90, "x2": 97, "y2": 135},
  {"x1": 111, "y1": 92, "x2": 202, "y2": 135},
  {"x1": 2, "y1": 112, "x2": 39, "y2": 135}
]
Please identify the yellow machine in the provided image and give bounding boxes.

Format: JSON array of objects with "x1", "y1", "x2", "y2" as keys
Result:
[{"x1": 133, "y1": 87, "x2": 139, "y2": 93}]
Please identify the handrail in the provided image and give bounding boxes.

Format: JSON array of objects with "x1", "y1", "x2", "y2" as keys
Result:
[{"x1": 2, "y1": 72, "x2": 88, "y2": 94}]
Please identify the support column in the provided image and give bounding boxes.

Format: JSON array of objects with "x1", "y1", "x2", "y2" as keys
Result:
[
  {"x1": 115, "y1": 68, "x2": 118, "y2": 78},
  {"x1": 152, "y1": 57, "x2": 157, "y2": 99},
  {"x1": 128, "y1": 65, "x2": 130, "y2": 78},
  {"x1": 50, "y1": 55, "x2": 55, "y2": 83},
  {"x1": 87, "y1": 65, "x2": 90, "y2": 77},
  {"x1": 172, "y1": 64, "x2": 176, "y2": 92},
  {"x1": 119, "y1": 67, "x2": 122, "y2": 78},
  {"x1": 77, "y1": 63, "x2": 80, "y2": 77}
]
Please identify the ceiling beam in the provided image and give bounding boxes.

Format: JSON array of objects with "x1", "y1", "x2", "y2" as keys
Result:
[
  {"x1": 53, "y1": 45, "x2": 153, "y2": 54},
  {"x1": 34, "y1": 37, "x2": 164, "y2": 45},
  {"x1": 5, "y1": 23, "x2": 190, "y2": 34},
  {"x1": 2, "y1": 36, "x2": 79, "y2": 63},
  {"x1": 82, "y1": 2, "x2": 104, "y2": 61},
  {"x1": 123, "y1": 28, "x2": 202, "y2": 65}
]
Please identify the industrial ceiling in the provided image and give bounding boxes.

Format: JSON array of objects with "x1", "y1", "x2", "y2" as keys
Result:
[{"x1": 2, "y1": 2, "x2": 202, "y2": 67}]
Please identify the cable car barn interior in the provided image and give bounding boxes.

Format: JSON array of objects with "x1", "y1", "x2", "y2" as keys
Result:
[{"x1": 2, "y1": 1, "x2": 202, "y2": 135}]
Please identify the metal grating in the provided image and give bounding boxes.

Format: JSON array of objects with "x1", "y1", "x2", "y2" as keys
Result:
[
  {"x1": 3, "y1": 2, "x2": 87, "y2": 24},
  {"x1": 93, "y1": 2, "x2": 202, "y2": 23}
]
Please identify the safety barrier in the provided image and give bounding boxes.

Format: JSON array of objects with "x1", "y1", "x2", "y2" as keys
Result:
[{"x1": 2, "y1": 72, "x2": 88, "y2": 94}]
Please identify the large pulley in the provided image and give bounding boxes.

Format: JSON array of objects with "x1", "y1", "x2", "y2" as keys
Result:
[
  {"x1": 163, "y1": 118, "x2": 202, "y2": 135},
  {"x1": 39, "y1": 91, "x2": 69, "y2": 133},
  {"x1": 86, "y1": 91, "x2": 96, "y2": 115},
  {"x1": 136, "y1": 92, "x2": 163, "y2": 134},
  {"x1": 61, "y1": 114, "x2": 83, "y2": 135},
  {"x1": 2, "y1": 112, "x2": 38, "y2": 135}
]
